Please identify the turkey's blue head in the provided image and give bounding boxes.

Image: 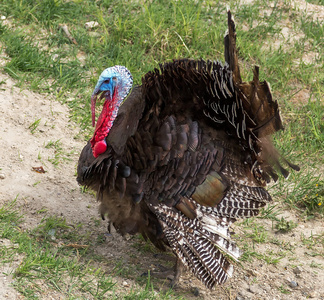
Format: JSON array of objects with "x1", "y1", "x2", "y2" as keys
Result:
[{"x1": 90, "y1": 66, "x2": 133, "y2": 158}]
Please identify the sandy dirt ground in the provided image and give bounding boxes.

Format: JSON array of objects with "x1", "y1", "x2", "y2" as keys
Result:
[{"x1": 0, "y1": 0, "x2": 323, "y2": 299}]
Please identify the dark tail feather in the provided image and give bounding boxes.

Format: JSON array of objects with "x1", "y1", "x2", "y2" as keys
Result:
[
  {"x1": 224, "y1": 10, "x2": 242, "y2": 84},
  {"x1": 284, "y1": 159, "x2": 300, "y2": 171},
  {"x1": 258, "y1": 136, "x2": 300, "y2": 180},
  {"x1": 224, "y1": 12, "x2": 299, "y2": 179},
  {"x1": 225, "y1": 10, "x2": 283, "y2": 140}
]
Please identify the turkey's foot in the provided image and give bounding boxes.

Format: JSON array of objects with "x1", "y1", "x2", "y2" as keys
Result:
[
  {"x1": 153, "y1": 253, "x2": 177, "y2": 261},
  {"x1": 170, "y1": 258, "x2": 184, "y2": 288},
  {"x1": 141, "y1": 258, "x2": 184, "y2": 288}
]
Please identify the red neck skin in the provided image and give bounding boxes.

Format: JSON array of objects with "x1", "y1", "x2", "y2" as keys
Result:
[{"x1": 90, "y1": 90, "x2": 118, "y2": 158}]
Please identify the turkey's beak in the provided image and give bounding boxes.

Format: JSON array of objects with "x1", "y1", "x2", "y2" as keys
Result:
[
  {"x1": 91, "y1": 89, "x2": 112, "y2": 127},
  {"x1": 91, "y1": 93, "x2": 98, "y2": 127}
]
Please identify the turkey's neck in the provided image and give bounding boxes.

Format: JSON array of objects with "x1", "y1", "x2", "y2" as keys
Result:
[{"x1": 90, "y1": 89, "x2": 120, "y2": 158}]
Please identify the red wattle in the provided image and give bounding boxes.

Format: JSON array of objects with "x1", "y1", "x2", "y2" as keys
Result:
[
  {"x1": 91, "y1": 88, "x2": 119, "y2": 158},
  {"x1": 94, "y1": 100, "x2": 108, "y2": 131},
  {"x1": 93, "y1": 140, "x2": 107, "y2": 158}
]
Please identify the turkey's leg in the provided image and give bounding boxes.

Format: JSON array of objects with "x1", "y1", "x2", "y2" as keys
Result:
[
  {"x1": 142, "y1": 257, "x2": 184, "y2": 288},
  {"x1": 170, "y1": 257, "x2": 184, "y2": 288}
]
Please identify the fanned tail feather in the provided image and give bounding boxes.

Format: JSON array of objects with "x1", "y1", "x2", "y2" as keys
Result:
[
  {"x1": 224, "y1": 10, "x2": 299, "y2": 180},
  {"x1": 152, "y1": 202, "x2": 241, "y2": 288}
]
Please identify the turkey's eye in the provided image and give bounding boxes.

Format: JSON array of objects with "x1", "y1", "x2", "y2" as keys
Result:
[{"x1": 103, "y1": 79, "x2": 110, "y2": 84}]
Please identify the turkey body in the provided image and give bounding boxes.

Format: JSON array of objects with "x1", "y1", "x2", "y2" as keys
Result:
[{"x1": 77, "y1": 11, "x2": 299, "y2": 289}]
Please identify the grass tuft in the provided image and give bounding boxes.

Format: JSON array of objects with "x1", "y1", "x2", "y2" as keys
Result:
[
  {"x1": 28, "y1": 118, "x2": 41, "y2": 134},
  {"x1": 275, "y1": 217, "x2": 298, "y2": 233}
]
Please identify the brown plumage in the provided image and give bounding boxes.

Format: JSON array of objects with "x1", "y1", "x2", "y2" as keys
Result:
[{"x1": 77, "y1": 11, "x2": 299, "y2": 289}]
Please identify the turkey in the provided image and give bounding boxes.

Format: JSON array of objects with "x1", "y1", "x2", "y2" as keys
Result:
[{"x1": 77, "y1": 11, "x2": 299, "y2": 289}]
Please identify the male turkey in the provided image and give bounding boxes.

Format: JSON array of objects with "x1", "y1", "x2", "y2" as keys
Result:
[{"x1": 77, "y1": 11, "x2": 299, "y2": 289}]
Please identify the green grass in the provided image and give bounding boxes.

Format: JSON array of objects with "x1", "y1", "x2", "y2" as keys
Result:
[
  {"x1": 0, "y1": 201, "x2": 179, "y2": 299},
  {"x1": 0, "y1": 201, "x2": 113, "y2": 299},
  {"x1": 45, "y1": 139, "x2": 75, "y2": 166},
  {"x1": 275, "y1": 217, "x2": 298, "y2": 233},
  {"x1": 301, "y1": 232, "x2": 324, "y2": 254},
  {"x1": 278, "y1": 284, "x2": 291, "y2": 294},
  {"x1": 28, "y1": 118, "x2": 41, "y2": 134}
]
